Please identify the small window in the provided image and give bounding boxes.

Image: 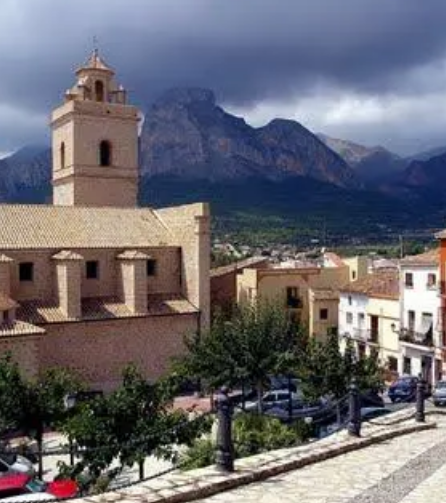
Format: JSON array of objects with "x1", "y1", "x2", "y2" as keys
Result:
[
  {"x1": 408, "y1": 310, "x2": 415, "y2": 331},
  {"x1": 286, "y1": 287, "x2": 301, "y2": 308},
  {"x1": 358, "y1": 312, "x2": 365, "y2": 322},
  {"x1": 95, "y1": 80, "x2": 105, "y2": 102},
  {"x1": 146, "y1": 259, "x2": 157, "y2": 276},
  {"x1": 319, "y1": 308, "x2": 328, "y2": 321},
  {"x1": 352, "y1": 270, "x2": 356, "y2": 280},
  {"x1": 19, "y1": 262, "x2": 34, "y2": 282},
  {"x1": 3, "y1": 310, "x2": 10, "y2": 324},
  {"x1": 403, "y1": 356, "x2": 412, "y2": 375},
  {"x1": 60, "y1": 142, "x2": 65, "y2": 169},
  {"x1": 346, "y1": 312, "x2": 353, "y2": 324},
  {"x1": 348, "y1": 295, "x2": 352, "y2": 306},
  {"x1": 427, "y1": 273, "x2": 437, "y2": 288},
  {"x1": 388, "y1": 356, "x2": 398, "y2": 372},
  {"x1": 99, "y1": 140, "x2": 112, "y2": 167},
  {"x1": 86, "y1": 261, "x2": 99, "y2": 279},
  {"x1": 405, "y1": 272, "x2": 414, "y2": 288}
]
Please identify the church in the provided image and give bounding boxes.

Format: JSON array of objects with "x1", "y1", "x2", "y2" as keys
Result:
[{"x1": 0, "y1": 51, "x2": 210, "y2": 390}]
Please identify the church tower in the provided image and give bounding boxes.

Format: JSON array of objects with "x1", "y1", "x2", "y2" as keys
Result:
[{"x1": 51, "y1": 50, "x2": 139, "y2": 207}]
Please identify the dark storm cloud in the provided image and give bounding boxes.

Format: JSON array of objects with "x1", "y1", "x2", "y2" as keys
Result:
[{"x1": 2, "y1": 0, "x2": 446, "y2": 152}]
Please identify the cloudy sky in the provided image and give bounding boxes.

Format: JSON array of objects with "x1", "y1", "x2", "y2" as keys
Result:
[{"x1": 2, "y1": 0, "x2": 446, "y2": 157}]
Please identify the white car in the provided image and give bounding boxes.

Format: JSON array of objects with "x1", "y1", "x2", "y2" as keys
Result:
[
  {"x1": 0, "y1": 454, "x2": 34, "y2": 477},
  {"x1": 244, "y1": 390, "x2": 303, "y2": 412}
]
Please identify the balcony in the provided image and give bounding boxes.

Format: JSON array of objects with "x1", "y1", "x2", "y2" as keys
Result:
[
  {"x1": 286, "y1": 297, "x2": 303, "y2": 309},
  {"x1": 398, "y1": 328, "x2": 434, "y2": 349},
  {"x1": 351, "y1": 328, "x2": 370, "y2": 342}
]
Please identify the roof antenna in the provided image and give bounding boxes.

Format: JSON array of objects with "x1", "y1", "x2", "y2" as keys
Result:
[{"x1": 93, "y1": 35, "x2": 99, "y2": 57}]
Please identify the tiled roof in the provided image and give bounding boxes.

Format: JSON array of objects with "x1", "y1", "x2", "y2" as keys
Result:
[
  {"x1": 0, "y1": 321, "x2": 45, "y2": 337},
  {"x1": 0, "y1": 293, "x2": 18, "y2": 311},
  {"x1": 399, "y1": 248, "x2": 439, "y2": 267},
  {"x1": 117, "y1": 250, "x2": 152, "y2": 261},
  {"x1": 78, "y1": 50, "x2": 114, "y2": 73},
  {"x1": 0, "y1": 205, "x2": 176, "y2": 249},
  {"x1": 210, "y1": 256, "x2": 268, "y2": 278},
  {"x1": 340, "y1": 270, "x2": 399, "y2": 300},
  {"x1": 324, "y1": 252, "x2": 346, "y2": 268},
  {"x1": 17, "y1": 293, "x2": 198, "y2": 324},
  {"x1": 52, "y1": 250, "x2": 84, "y2": 261}
]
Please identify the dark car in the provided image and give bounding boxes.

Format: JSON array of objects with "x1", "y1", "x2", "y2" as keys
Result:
[{"x1": 388, "y1": 376, "x2": 418, "y2": 403}]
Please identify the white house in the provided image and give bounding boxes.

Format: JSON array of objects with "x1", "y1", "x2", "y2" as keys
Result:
[
  {"x1": 338, "y1": 270, "x2": 400, "y2": 375},
  {"x1": 399, "y1": 249, "x2": 442, "y2": 384}
]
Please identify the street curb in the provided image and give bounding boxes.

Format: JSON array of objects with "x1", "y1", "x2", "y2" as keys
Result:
[{"x1": 92, "y1": 420, "x2": 435, "y2": 503}]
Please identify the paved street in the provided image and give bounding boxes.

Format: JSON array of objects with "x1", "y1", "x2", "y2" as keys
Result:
[{"x1": 194, "y1": 414, "x2": 446, "y2": 503}]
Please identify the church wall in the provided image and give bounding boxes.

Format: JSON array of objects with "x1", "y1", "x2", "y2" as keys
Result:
[
  {"x1": 71, "y1": 176, "x2": 137, "y2": 208},
  {"x1": 3, "y1": 247, "x2": 182, "y2": 302},
  {"x1": 0, "y1": 335, "x2": 40, "y2": 380},
  {"x1": 155, "y1": 203, "x2": 211, "y2": 331},
  {"x1": 38, "y1": 314, "x2": 198, "y2": 391}
]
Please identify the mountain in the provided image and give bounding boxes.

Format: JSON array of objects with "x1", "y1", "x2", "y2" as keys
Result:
[
  {"x1": 406, "y1": 145, "x2": 446, "y2": 162},
  {"x1": 317, "y1": 133, "x2": 406, "y2": 184},
  {"x1": 140, "y1": 88, "x2": 357, "y2": 187},
  {"x1": 0, "y1": 146, "x2": 51, "y2": 203}
]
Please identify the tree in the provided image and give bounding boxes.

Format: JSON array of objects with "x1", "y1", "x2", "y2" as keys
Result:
[
  {"x1": 176, "y1": 300, "x2": 304, "y2": 412},
  {"x1": 0, "y1": 355, "x2": 82, "y2": 478},
  {"x1": 61, "y1": 365, "x2": 211, "y2": 491}
]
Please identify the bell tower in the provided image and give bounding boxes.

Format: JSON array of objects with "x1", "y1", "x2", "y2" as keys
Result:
[{"x1": 51, "y1": 50, "x2": 139, "y2": 207}]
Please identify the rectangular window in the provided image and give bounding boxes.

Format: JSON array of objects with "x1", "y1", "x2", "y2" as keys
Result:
[
  {"x1": 346, "y1": 312, "x2": 353, "y2": 324},
  {"x1": 319, "y1": 308, "x2": 328, "y2": 321},
  {"x1": 286, "y1": 287, "x2": 301, "y2": 308},
  {"x1": 352, "y1": 271, "x2": 356, "y2": 280},
  {"x1": 86, "y1": 261, "x2": 99, "y2": 279},
  {"x1": 146, "y1": 259, "x2": 157, "y2": 276},
  {"x1": 388, "y1": 356, "x2": 398, "y2": 372},
  {"x1": 408, "y1": 310, "x2": 415, "y2": 332},
  {"x1": 19, "y1": 262, "x2": 34, "y2": 282},
  {"x1": 2, "y1": 310, "x2": 9, "y2": 324},
  {"x1": 358, "y1": 312, "x2": 365, "y2": 323},
  {"x1": 403, "y1": 356, "x2": 412, "y2": 375},
  {"x1": 427, "y1": 273, "x2": 437, "y2": 288},
  {"x1": 405, "y1": 272, "x2": 414, "y2": 288}
]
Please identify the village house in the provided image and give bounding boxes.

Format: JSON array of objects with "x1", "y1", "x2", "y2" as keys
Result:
[
  {"x1": 398, "y1": 249, "x2": 442, "y2": 384},
  {"x1": 0, "y1": 51, "x2": 210, "y2": 391},
  {"x1": 338, "y1": 269, "x2": 400, "y2": 374}
]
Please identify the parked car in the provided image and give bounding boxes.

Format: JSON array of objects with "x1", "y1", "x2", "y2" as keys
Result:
[
  {"x1": 244, "y1": 390, "x2": 302, "y2": 412},
  {"x1": 0, "y1": 453, "x2": 34, "y2": 478},
  {"x1": 388, "y1": 376, "x2": 418, "y2": 403},
  {"x1": 432, "y1": 380, "x2": 446, "y2": 406},
  {"x1": 0, "y1": 474, "x2": 78, "y2": 501},
  {"x1": 264, "y1": 399, "x2": 325, "y2": 423}
]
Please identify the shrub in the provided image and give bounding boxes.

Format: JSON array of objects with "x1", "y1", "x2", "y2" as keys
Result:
[
  {"x1": 179, "y1": 439, "x2": 215, "y2": 471},
  {"x1": 233, "y1": 413, "x2": 297, "y2": 457}
]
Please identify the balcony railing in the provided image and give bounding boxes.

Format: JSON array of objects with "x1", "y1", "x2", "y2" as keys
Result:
[
  {"x1": 398, "y1": 328, "x2": 434, "y2": 348},
  {"x1": 352, "y1": 328, "x2": 370, "y2": 341}
]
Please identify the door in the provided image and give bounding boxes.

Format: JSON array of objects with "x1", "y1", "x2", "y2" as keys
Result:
[{"x1": 370, "y1": 315, "x2": 379, "y2": 343}]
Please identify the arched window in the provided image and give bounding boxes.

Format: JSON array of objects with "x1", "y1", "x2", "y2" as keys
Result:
[
  {"x1": 60, "y1": 142, "x2": 65, "y2": 169},
  {"x1": 99, "y1": 140, "x2": 112, "y2": 166},
  {"x1": 95, "y1": 80, "x2": 105, "y2": 102}
]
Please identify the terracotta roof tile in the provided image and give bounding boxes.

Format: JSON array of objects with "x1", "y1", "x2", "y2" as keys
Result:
[
  {"x1": 324, "y1": 252, "x2": 345, "y2": 268},
  {"x1": 0, "y1": 205, "x2": 176, "y2": 249},
  {"x1": 17, "y1": 293, "x2": 197, "y2": 324},
  {"x1": 0, "y1": 321, "x2": 45, "y2": 337},
  {"x1": 399, "y1": 248, "x2": 439, "y2": 267},
  {"x1": 340, "y1": 270, "x2": 399, "y2": 300},
  {"x1": 52, "y1": 250, "x2": 84, "y2": 261},
  {"x1": 210, "y1": 256, "x2": 268, "y2": 278},
  {"x1": 117, "y1": 250, "x2": 151, "y2": 261}
]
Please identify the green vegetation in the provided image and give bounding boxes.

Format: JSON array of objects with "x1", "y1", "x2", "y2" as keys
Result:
[{"x1": 180, "y1": 413, "x2": 312, "y2": 471}]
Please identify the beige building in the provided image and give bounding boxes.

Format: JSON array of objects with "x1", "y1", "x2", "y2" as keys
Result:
[
  {"x1": 0, "y1": 51, "x2": 210, "y2": 391},
  {"x1": 235, "y1": 253, "x2": 367, "y2": 339},
  {"x1": 338, "y1": 270, "x2": 400, "y2": 376}
]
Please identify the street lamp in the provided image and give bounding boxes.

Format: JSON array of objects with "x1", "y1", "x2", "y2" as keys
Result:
[{"x1": 64, "y1": 393, "x2": 77, "y2": 466}]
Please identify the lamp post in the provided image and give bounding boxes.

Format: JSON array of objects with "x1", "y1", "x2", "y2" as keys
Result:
[{"x1": 63, "y1": 393, "x2": 77, "y2": 466}]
